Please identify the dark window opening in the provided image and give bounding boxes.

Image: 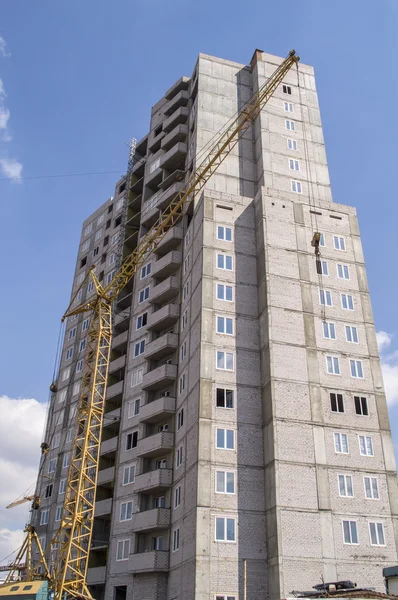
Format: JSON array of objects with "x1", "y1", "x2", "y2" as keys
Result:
[
  {"x1": 45, "y1": 484, "x2": 53, "y2": 498},
  {"x1": 216, "y1": 388, "x2": 234, "y2": 408},
  {"x1": 108, "y1": 204, "x2": 113, "y2": 213},
  {"x1": 354, "y1": 396, "x2": 369, "y2": 416},
  {"x1": 118, "y1": 182, "x2": 126, "y2": 194},
  {"x1": 126, "y1": 431, "x2": 138, "y2": 450},
  {"x1": 99, "y1": 271, "x2": 104, "y2": 282},
  {"x1": 101, "y1": 253, "x2": 107, "y2": 264},
  {"x1": 93, "y1": 247, "x2": 99, "y2": 256},
  {"x1": 282, "y1": 84, "x2": 292, "y2": 95},
  {"x1": 154, "y1": 125, "x2": 162, "y2": 137},
  {"x1": 80, "y1": 256, "x2": 87, "y2": 268},
  {"x1": 316, "y1": 259, "x2": 322, "y2": 275},
  {"x1": 23, "y1": 586, "x2": 33, "y2": 591},
  {"x1": 330, "y1": 393, "x2": 344, "y2": 413},
  {"x1": 115, "y1": 216, "x2": 122, "y2": 228},
  {"x1": 106, "y1": 219, "x2": 111, "y2": 230},
  {"x1": 103, "y1": 236, "x2": 109, "y2": 247}
]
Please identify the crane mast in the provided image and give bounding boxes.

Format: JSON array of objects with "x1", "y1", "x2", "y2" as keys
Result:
[{"x1": 1, "y1": 49, "x2": 299, "y2": 600}]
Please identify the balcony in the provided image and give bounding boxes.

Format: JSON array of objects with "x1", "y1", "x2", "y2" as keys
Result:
[
  {"x1": 109, "y1": 355, "x2": 126, "y2": 374},
  {"x1": 161, "y1": 124, "x2": 188, "y2": 151},
  {"x1": 159, "y1": 169, "x2": 185, "y2": 191},
  {"x1": 155, "y1": 227, "x2": 183, "y2": 257},
  {"x1": 100, "y1": 436, "x2": 118, "y2": 456},
  {"x1": 145, "y1": 165, "x2": 163, "y2": 189},
  {"x1": 132, "y1": 508, "x2": 170, "y2": 532},
  {"x1": 137, "y1": 431, "x2": 174, "y2": 458},
  {"x1": 156, "y1": 181, "x2": 184, "y2": 212},
  {"x1": 164, "y1": 89, "x2": 189, "y2": 117},
  {"x1": 142, "y1": 364, "x2": 177, "y2": 391},
  {"x1": 132, "y1": 157, "x2": 146, "y2": 178},
  {"x1": 147, "y1": 304, "x2": 179, "y2": 332},
  {"x1": 152, "y1": 251, "x2": 182, "y2": 279},
  {"x1": 97, "y1": 466, "x2": 115, "y2": 486},
  {"x1": 87, "y1": 566, "x2": 106, "y2": 585},
  {"x1": 112, "y1": 330, "x2": 128, "y2": 349},
  {"x1": 149, "y1": 276, "x2": 180, "y2": 305},
  {"x1": 134, "y1": 468, "x2": 173, "y2": 493},
  {"x1": 129, "y1": 550, "x2": 169, "y2": 573},
  {"x1": 131, "y1": 176, "x2": 144, "y2": 194},
  {"x1": 103, "y1": 407, "x2": 120, "y2": 426},
  {"x1": 165, "y1": 76, "x2": 190, "y2": 101},
  {"x1": 160, "y1": 142, "x2": 187, "y2": 171},
  {"x1": 145, "y1": 333, "x2": 178, "y2": 361},
  {"x1": 94, "y1": 498, "x2": 112, "y2": 517},
  {"x1": 140, "y1": 396, "x2": 176, "y2": 424},
  {"x1": 163, "y1": 106, "x2": 189, "y2": 133},
  {"x1": 106, "y1": 380, "x2": 124, "y2": 400}
]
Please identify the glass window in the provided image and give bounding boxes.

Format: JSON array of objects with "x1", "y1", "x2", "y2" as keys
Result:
[
  {"x1": 215, "y1": 517, "x2": 236, "y2": 541},
  {"x1": 330, "y1": 393, "x2": 344, "y2": 413},
  {"x1": 319, "y1": 289, "x2": 332, "y2": 306},
  {"x1": 341, "y1": 294, "x2": 354, "y2": 310},
  {"x1": 291, "y1": 180, "x2": 302, "y2": 193},
  {"x1": 345, "y1": 326, "x2": 359, "y2": 343},
  {"x1": 216, "y1": 470, "x2": 235, "y2": 494},
  {"x1": 216, "y1": 316, "x2": 234, "y2": 335},
  {"x1": 123, "y1": 464, "x2": 136, "y2": 485},
  {"x1": 364, "y1": 476, "x2": 379, "y2": 499},
  {"x1": 369, "y1": 522, "x2": 385, "y2": 546},
  {"x1": 285, "y1": 119, "x2": 295, "y2": 131},
  {"x1": 217, "y1": 226, "x2": 233, "y2": 241},
  {"x1": 217, "y1": 283, "x2": 233, "y2": 301},
  {"x1": 287, "y1": 138, "x2": 297, "y2": 151},
  {"x1": 138, "y1": 287, "x2": 150, "y2": 303},
  {"x1": 326, "y1": 355, "x2": 340, "y2": 375},
  {"x1": 216, "y1": 351, "x2": 234, "y2": 371},
  {"x1": 322, "y1": 321, "x2": 336, "y2": 339},
  {"x1": 134, "y1": 339, "x2": 145, "y2": 357},
  {"x1": 338, "y1": 474, "x2": 353, "y2": 497},
  {"x1": 284, "y1": 101, "x2": 293, "y2": 112},
  {"x1": 354, "y1": 396, "x2": 369, "y2": 416},
  {"x1": 337, "y1": 263, "x2": 350, "y2": 280},
  {"x1": 216, "y1": 388, "x2": 234, "y2": 409},
  {"x1": 334, "y1": 432, "x2": 349, "y2": 454},
  {"x1": 343, "y1": 520, "x2": 358, "y2": 544},
  {"x1": 333, "y1": 236, "x2": 346, "y2": 251},
  {"x1": 120, "y1": 501, "x2": 133, "y2": 521},
  {"x1": 216, "y1": 428, "x2": 235, "y2": 450},
  {"x1": 289, "y1": 158, "x2": 300, "y2": 171},
  {"x1": 359, "y1": 435, "x2": 374, "y2": 456},
  {"x1": 116, "y1": 539, "x2": 130, "y2": 561},
  {"x1": 216, "y1": 253, "x2": 233, "y2": 270},
  {"x1": 350, "y1": 359, "x2": 364, "y2": 378}
]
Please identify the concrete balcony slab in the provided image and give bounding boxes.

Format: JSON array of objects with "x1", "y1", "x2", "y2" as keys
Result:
[
  {"x1": 163, "y1": 106, "x2": 189, "y2": 133},
  {"x1": 165, "y1": 76, "x2": 190, "y2": 100},
  {"x1": 106, "y1": 380, "x2": 124, "y2": 400},
  {"x1": 161, "y1": 124, "x2": 188, "y2": 151},
  {"x1": 132, "y1": 508, "x2": 170, "y2": 532},
  {"x1": 112, "y1": 330, "x2": 128, "y2": 349},
  {"x1": 137, "y1": 431, "x2": 174, "y2": 458},
  {"x1": 94, "y1": 497, "x2": 112, "y2": 517},
  {"x1": 145, "y1": 333, "x2": 178, "y2": 361},
  {"x1": 109, "y1": 355, "x2": 126, "y2": 374},
  {"x1": 160, "y1": 142, "x2": 187, "y2": 171},
  {"x1": 141, "y1": 364, "x2": 177, "y2": 391},
  {"x1": 128, "y1": 550, "x2": 169, "y2": 573},
  {"x1": 97, "y1": 466, "x2": 115, "y2": 486},
  {"x1": 87, "y1": 566, "x2": 106, "y2": 585},
  {"x1": 149, "y1": 276, "x2": 180, "y2": 305},
  {"x1": 134, "y1": 468, "x2": 173, "y2": 493},
  {"x1": 155, "y1": 227, "x2": 183, "y2": 257},
  {"x1": 140, "y1": 396, "x2": 176, "y2": 424},
  {"x1": 100, "y1": 436, "x2": 118, "y2": 456},
  {"x1": 164, "y1": 89, "x2": 189, "y2": 116},
  {"x1": 152, "y1": 251, "x2": 182, "y2": 279},
  {"x1": 147, "y1": 304, "x2": 179, "y2": 332}
]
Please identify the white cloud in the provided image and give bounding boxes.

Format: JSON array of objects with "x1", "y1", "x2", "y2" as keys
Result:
[
  {"x1": 0, "y1": 396, "x2": 46, "y2": 565},
  {"x1": 376, "y1": 331, "x2": 398, "y2": 407},
  {"x1": 0, "y1": 36, "x2": 9, "y2": 58},
  {"x1": 0, "y1": 158, "x2": 23, "y2": 181},
  {"x1": 0, "y1": 79, "x2": 5, "y2": 99},
  {"x1": 0, "y1": 106, "x2": 10, "y2": 130}
]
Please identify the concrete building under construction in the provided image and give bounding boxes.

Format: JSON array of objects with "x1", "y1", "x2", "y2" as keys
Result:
[{"x1": 33, "y1": 49, "x2": 398, "y2": 600}]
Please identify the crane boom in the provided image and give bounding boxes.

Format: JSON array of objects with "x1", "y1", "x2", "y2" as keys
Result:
[{"x1": 9, "y1": 49, "x2": 299, "y2": 600}]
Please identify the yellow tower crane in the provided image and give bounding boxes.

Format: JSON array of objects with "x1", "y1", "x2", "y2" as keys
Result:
[{"x1": 1, "y1": 48, "x2": 299, "y2": 600}]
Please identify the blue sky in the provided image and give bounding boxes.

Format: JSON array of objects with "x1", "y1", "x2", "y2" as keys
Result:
[{"x1": 0, "y1": 0, "x2": 398, "y2": 556}]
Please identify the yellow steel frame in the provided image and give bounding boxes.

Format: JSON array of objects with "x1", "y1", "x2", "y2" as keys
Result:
[
  {"x1": 17, "y1": 49, "x2": 299, "y2": 600},
  {"x1": 4, "y1": 525, "x2": 50, "y2": 584}
]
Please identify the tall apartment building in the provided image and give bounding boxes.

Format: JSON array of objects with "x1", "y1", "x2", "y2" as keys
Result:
[{"x1": 33, "y1": 50, "x2": 398, "y2": 600}]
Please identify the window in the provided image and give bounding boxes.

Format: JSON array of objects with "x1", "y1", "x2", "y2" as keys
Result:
[
  {"x1": 350, "y1": 359, "x2": 364, "y2": 379},
  {"x1": 66, "y1": 429, "x2": 74, "y2": 443},
  {"x1": 40, "y1": 510, "x2": 49, "y2": 525},
  {"x1": 116, "y1": 539, "x2": 130, "y2": 561},
  {"x1": 345, "y1": 326, "x2": 359, "y2": 344},
  {"x1": 87, "y1": 281, "x2": 94, "y2": 294},
  {"x1": 48, "y1": 459, "x2": 57, "y2": 474},
  {"x1": 182, "y1": 309, "x2": 188, "y2": 329},
  {"x1": 79, "y1": 339, "x2": 86, "y2": 353},
  {"x1": 138, "y1": 287, "x2": 150, "y2": 303},
  {"x1": 76, "y1": 359, "x2": 83, "y2": 373},
  {"x1": 217, "y1": 226, "x2": 232, "y2": 241},
  {"x1": 359, "y1": 435, "x2": 374, "y2": 456},
  {"x1": 55, "y1": 506, "x2": 63, "y2": 522},
  {"x1": 156, "y1": 457, "x2": 167, "y2": 469},
  {"x1": 285, "y1": 119, "x2": 295, "y2": 131},
  {"x1": 216, "y1": 428, "x2": 235, "y2": 450},
  {"x1": 63, "y1": 454, "x2": 70, "y2": 469},
  {"x1": 184, "y1": 254, "x2": 190, "y2": 274},
  {"x1": 128, "y1": 398, "x2": 141, "y2": 418},
  {"x1": 149, "y1": 157, "x2": 161, "y2": 174},
  {"x1": 216, "y1": 253, "x2": 233, "y2": 270},
  {"x1": 333, "y1": 236, "x2": 346, "y2": 251},
  {"x1": 82, "y1": 318, "x2": 90, "y2": 331},
  {"x1": 52, "y1": 434, "x2": 60, "y2": 449},
  {"x1": 216, "y1": 316, "x2": 234, "y2": 335},
  {"x1": 319, "y1": 289, "x2": 332, "y2": 306},
  {"x1": 217, "y1": 283, "x2": 233, "y2": 301},
  {"x1": 216, "y1": 470, "x2": 235, "y2": 494},
  {"x1": 179, "y1": 374, "x2": 186, "y2": 394},
  {"x1": 183, "y1": 282, "x2": 189, "y2": 301},
  {"x1": 216, "y1": 388, "x2": 234, "y2": 408},
  {"x1": 343, "y1": 520, "x2": 358, "y2": 544},
  {"x1": 180, "y1": 340, "x2": 187, "y2": 361},
  {"x1": 58, "y1": 389, "x2": 67, "y2": 404},
  {"x1": 337, "y1": 263, "x2": 350, "y2": 280},
  {"x1": 341, "y1": 293, "x2": 354, "y2": 310},
  {"x1": 82, "y1": 240, "x2": 90, "y2": 252},
  {"x1": 334, "y1": 432, "x2": 349, "y2": 454},
  {"x1": 215, "y1": 517, "x2": 236, "y2": 542},
  {"x1": 284, "y1": 101, "x2": 293, "y2": 112},
  {"x1": 289, "y1": 158, "x2": 300, "y2": 171},
  {"x1": 131, "y1": 369, "x2": 143, "y2": 387},
  {"x1": 44, "y1": 484, "x2": 53, "y2": 498},
  {"x1": 55, "y1": 410, "x2": 64, "y2": 425},
  {"x1": 152, "y1": 536, "x2": 163, "y2": 551},
  {"x1": 216, "y1": 351, "x2": 234, "y2": 371},
  {"x1": 38, "y1": 537, "x2": 46, "y2": 552},
  {"x1": 141, "y1": 263, "x2": 151, "y2": 279},
  {"x1": 354, "y1": 396, "x2": 369, "y2": 416},
  {"x1": 95, "y1": 229, "x2": 102, "y2": 241},
  {"x1": 330, "y1": 393, "x2": 344, "y2": 413},
  {"x1": 111, "y1": 233, "x2": 118, "y2": 245},
  {"x1": 97, "y1": 213, "x2": 104, "y2": 225},
  {"x1": 76, "y1": 273, "x2": 85, "y2": 286},
  {"x1": 154, "y1": 496, "x2": 165, "y2": 508},
  {"x1": 93, "y1": 246, "x2": 99, "y2": 257},
  {"x1": 338, "y1": 474, "x2": 354, "y2": 497},
  {"x1": 322, "y1": 321, "x2": 336, "y2": 339},
  {"x1": 283, "y1": 84, "x2": 292, "y2": 95},
  {"x1": 116, "y1": 198, "x2": 124, "y2": 211},
  {"x1": 136, "y1": 312, "x2": 148, "y2": 330},
  {"x1": 287, "y1": 138, "x2": 298, "y2": 151},
  {"x1": 84, "y1": 223, "x2": 92, "y2": 236},
  {"x1": 363, "y1": 476, "x2": 379, "y2": 499},
  {"x1": 120, "y1": 501, "x2": 133, "y2": 521},
  {"x1": 73, "y1": 382, "x2": 80, "y2": 396},
  {"x1": 174, "y1": 486, "x2": 181, "y2": 508},
  {"x1": 158, "y1": 423, "x2": 168, "y2": 433},
  {"x1": 326, "y1": 355, "x2": 340, "y2": 375},
  {"x1": 134, "y1": 339, "x2": 145, "y2": 358},
  {"x1": 123, "y1": 464, "x2": 136, "y2": 485},
  {"x1": 126, "y1": 431, "x2": 138, "y2": 450},
  {"x1": 176, "y1": 446, "x2": 183, "y2": 468},
  {"x1": 106, "y1": 270, "x2": 115, "y2": 284},
  {"x1": 59, "y1": 479, "x2": 66, "y2": 495},
  {"x1": 177, "y1": 409, "x2": 184, "y2": 430},
  {"x1": 68, "y1": 327, "x2": 76, "y2": 340},
  {"x1": 317, "y1": 260, "x2": 329, "y2": 276},
  {"x1": 184, "y1": 228, "x2": 192, "y2": 247},
  {"x1": 108, "y1": 253, "x2": 116, "y2": 266},
  {"x1": 369, "y1": 522, "x2": 385, "y2": 546},
  {"x1": 173, "y1": 528, "x2": 180, "y2": 552},
  {"x1": 291, "y1": 180, "x2": 302, "y2": 193}
]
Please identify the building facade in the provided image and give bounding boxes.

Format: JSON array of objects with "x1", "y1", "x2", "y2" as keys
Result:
[{"x1": 34, "y1": 50, "x2": 398, "y2": 600}]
